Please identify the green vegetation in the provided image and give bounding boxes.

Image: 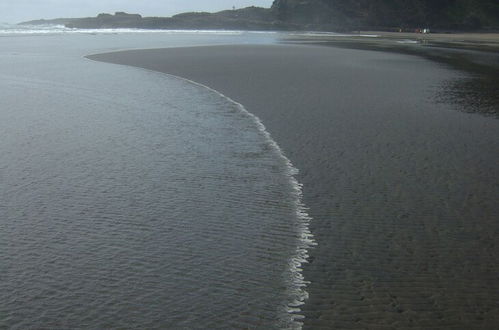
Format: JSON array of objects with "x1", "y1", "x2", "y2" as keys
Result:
[
  {"x1": 272, "y1": 0, "x2": 499, "y2": 31},
  {"x1": 20, "y1": 1, "x2": 499, "y2": 32},
  {"x1": 21, "y1": 8, "x2": 282, "y2": 31}
]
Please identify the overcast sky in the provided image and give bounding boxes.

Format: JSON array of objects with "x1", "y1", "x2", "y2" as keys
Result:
[{"x1": 0, "y1": 0, "x2": 273, "y2": 23}]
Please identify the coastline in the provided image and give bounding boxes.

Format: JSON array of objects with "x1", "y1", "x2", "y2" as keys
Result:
[
  {"x1": 87, "y1": 41, "x2": 499, "y2": 328},
  {"x1": 283, "y1": 32, "x2": 499, "y2": 117}
]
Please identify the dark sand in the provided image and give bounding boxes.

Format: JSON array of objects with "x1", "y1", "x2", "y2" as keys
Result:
[
  {"x1": 284, "y1": 33, "x2": 499, "y2": 117},
  {"x1": 88, "y1": 44, "x2": 499, "y2": 328}
]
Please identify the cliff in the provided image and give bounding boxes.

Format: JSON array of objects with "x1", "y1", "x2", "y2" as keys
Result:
[
  {"x1": 19, "y1": 1, "x2": 499, "y2": 32},
  {"x1": 21, "y1": 8, "x2": 284, "y2": 31},
  {"x1": 272, "y1": 0, "x2": 499, "y2": 31}
]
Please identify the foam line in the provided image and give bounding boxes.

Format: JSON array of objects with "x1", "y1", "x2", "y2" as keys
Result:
[
  {"x1": 85, "y1": 56, "x2": 317, "y2": 328},
  {"x1": 160, "y1": 74, "x2": 317, "y2": 329}
]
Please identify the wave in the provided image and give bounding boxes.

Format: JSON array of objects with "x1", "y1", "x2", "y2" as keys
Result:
[
  {"x1": 161, "y1": 73, "x2": 317, "y2": 329},
  {"x1": 84, "y1": 55, "x2": 318, "y2": 327},
  {"x1": 0, "y1": 23, "x2": 276, "y2": 36}
]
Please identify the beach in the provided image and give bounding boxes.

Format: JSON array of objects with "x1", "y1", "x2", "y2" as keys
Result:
[
  {"x1": 1, "y1": 32, "x2": 307, "y2": 329},
  {"x1": 284, "y1": 32, "x2": 499, "y2": 118},
  {"x1": 88, "y1": 42, "x2": 499, "y2": 328}
]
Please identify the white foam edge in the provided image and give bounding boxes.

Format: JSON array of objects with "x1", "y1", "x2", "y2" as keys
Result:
[
  {"x1": 2, "y1": 26, "x2": 279, "y2": 36},
  {"x1": 84, "y1": 56, "x2": 317, "y2": 329},
  {"x1": 186, "y1": 80, "x2": 316, "y2": 330},
  {"x1": 169, "y1": 75, "x2": 318, "y2": 329}
]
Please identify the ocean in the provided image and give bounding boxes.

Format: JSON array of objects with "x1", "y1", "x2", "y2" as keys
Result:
[{"x1": 0, "y1": 25, "x2": 314, "y2": 329}]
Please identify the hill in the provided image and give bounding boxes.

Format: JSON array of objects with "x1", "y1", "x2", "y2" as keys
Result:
[
  {"x1": 272, "y1": 0, "x2": 499, "y2": 31},
  {"x1": 19, "y1": 1, "x2": 499, "y2": 32},
  {"x1": 20, "y1": 8, "x2": 284, "y2": 31}
]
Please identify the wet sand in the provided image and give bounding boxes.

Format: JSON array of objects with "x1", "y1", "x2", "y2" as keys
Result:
[
  {"x1": 284, "y1": 32, "x2": 499, "y2": 117},
  {"x1": 359, "y1": 31, "x2": 499, "y2": 52},
  {"x1": 287, "y1": 31, "x2": 499, "y2": 52},
  {"x1": 87, "y1": 44, "x2": 499, "y2": 328}
]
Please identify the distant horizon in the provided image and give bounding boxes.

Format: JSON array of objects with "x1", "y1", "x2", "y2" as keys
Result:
[{"x1": 0, "y1": 0, "x2": 272, "y2": 24}]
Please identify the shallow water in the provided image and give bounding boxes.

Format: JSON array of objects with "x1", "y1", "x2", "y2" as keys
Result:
[
  {"x1": 92, "y1": 44, "x2": 499, "y2": 329},
  {"x1": 0, "y1": 29, "x2": 311, "y2": 328}
]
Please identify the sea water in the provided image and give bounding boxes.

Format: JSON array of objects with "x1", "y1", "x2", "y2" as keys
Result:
[{"x1": 0, "y1": 26, "x2": 314, "y2": 328}]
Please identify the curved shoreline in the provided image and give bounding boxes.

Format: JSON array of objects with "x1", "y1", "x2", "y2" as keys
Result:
[
  {"x1": 87, "y1": 44, "x2": 499, "y2": 328},
  {"x1": 160, "y1": 73, "x2": 318, "y2": 328},
  {"x1": 84, "y1": 57, "x2": 317, "y2": 328}
]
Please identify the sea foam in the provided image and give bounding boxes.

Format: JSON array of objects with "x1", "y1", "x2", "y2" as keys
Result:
[{"x1": 161, "y1": 74, "x2": 317, "y2": 329}]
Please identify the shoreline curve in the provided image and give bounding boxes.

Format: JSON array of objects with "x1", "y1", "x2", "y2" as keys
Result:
[
  {"x1": 87, "y1": 44, "x2": 499, "y2": 328},
  {"x1": 85, "y1": 55, "x2": 317, "y2": 328}
]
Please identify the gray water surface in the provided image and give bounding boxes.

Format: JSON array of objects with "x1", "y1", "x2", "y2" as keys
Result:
[{"x1": 0, "y1": 31, "x2": 308, "y2": 328}]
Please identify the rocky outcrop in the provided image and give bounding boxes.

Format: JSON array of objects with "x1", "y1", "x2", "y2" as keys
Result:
[
  {"x1": 19, "y1": 1, "x2": 499, "y2": 32},
  {"x1": 26, "y1": 8, "x2": 285, "y2": 31},
  {"x1": 64, "y1": 12, "x2": 143, "y2": 29}
]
